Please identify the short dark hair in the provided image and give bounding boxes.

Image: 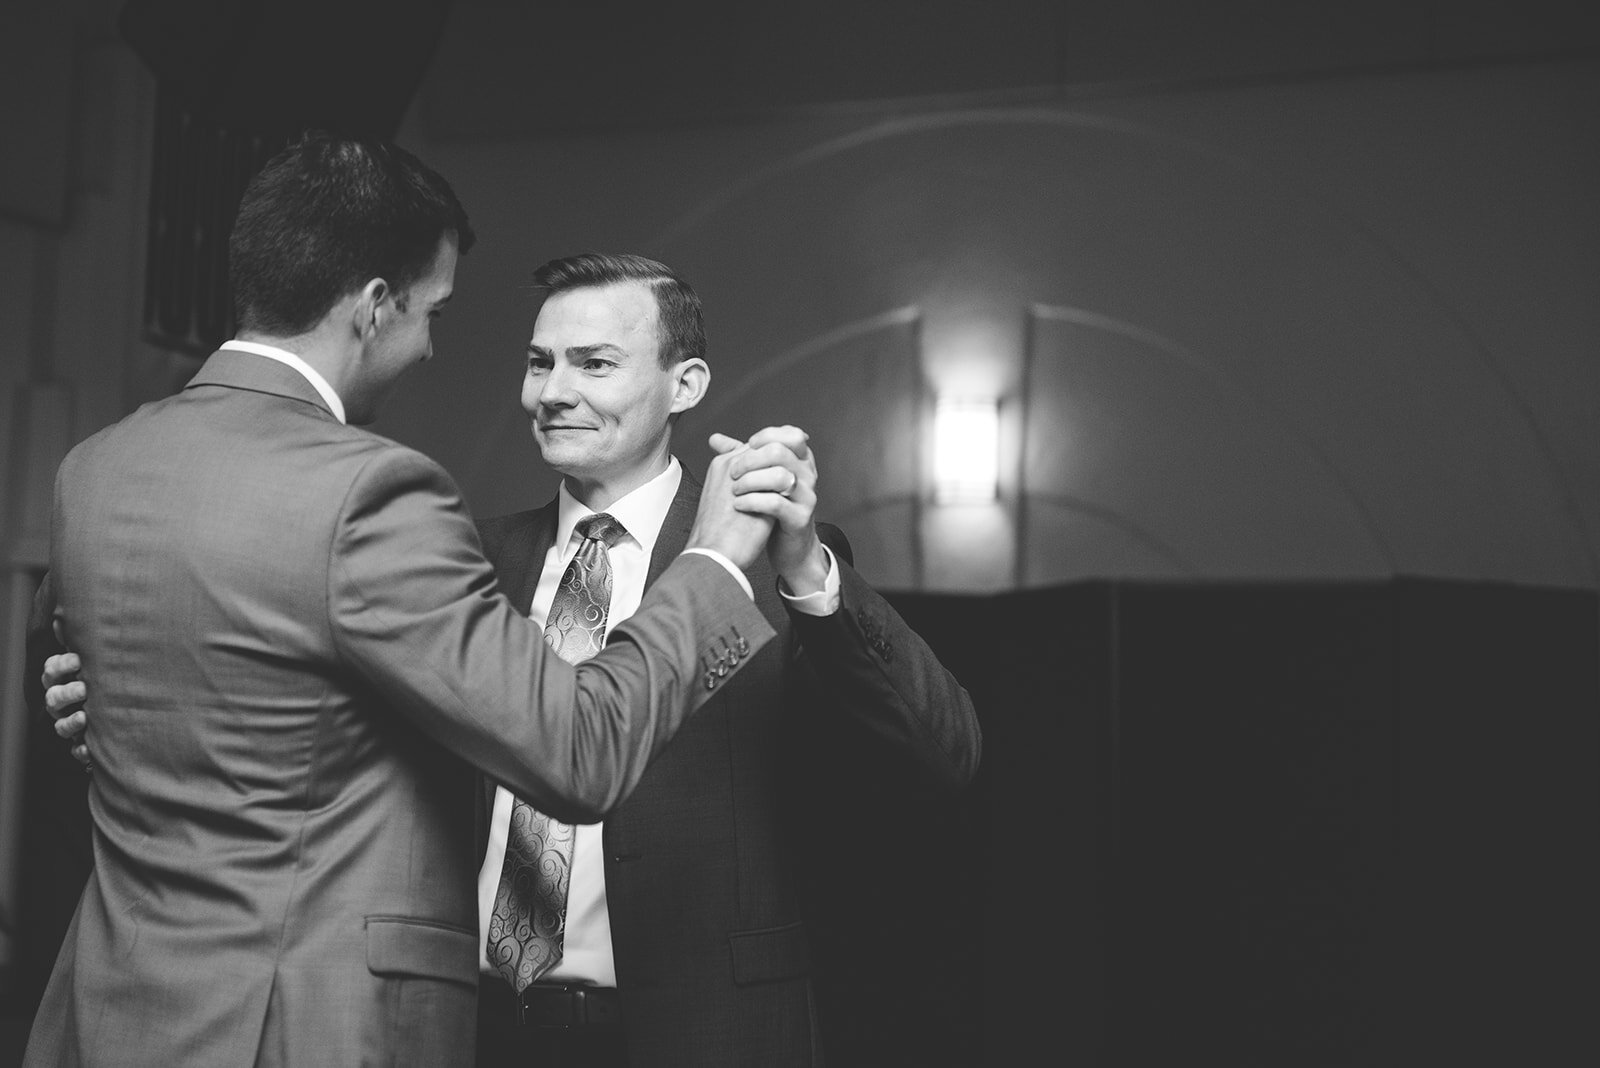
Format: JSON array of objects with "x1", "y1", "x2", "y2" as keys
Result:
[
  {"x1": 530, "y1": 253, "x2": 705, "y2": 368},
  {"x1": 228, "y1": 132, "x2": 476, "y2": 336}
]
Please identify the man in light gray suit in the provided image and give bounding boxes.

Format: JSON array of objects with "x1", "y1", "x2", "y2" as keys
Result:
[{"x1": 22, "y1": 134, "x2": 800, "y2": 1068}]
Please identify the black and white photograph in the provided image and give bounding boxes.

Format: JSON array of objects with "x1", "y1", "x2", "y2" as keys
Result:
[{"x1": 0, "y1": 2, "x2": 1595, "y2": 1065}]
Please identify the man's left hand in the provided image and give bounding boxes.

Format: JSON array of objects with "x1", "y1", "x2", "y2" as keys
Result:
[
  {"x1": 711, "y1": 425, "x2": 829, "y2": 596},
  {"x1": 43, "y1": 651, "x2": 91, "y2": 767}
]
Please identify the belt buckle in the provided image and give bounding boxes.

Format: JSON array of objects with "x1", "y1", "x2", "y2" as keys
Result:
[
  {"x1": 517, "y1": 983, "x2": 580, "y2": 1029},
  {"x1": 516, "y1": 985, "x2": 554, "y2": 1028},
  {"x1": 514, "y1": 982, "x2": 619, "y2": 1029}
]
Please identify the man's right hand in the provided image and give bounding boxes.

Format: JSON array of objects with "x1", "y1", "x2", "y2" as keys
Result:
[
  {"x1": 43, "y1": 652, "x2": 90, "y2": 767},
  {"x1": 685, "y1": 437, "x2": 779, "y2": 571}
]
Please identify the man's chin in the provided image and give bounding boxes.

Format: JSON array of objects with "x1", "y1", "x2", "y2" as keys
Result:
[{"x1": 535, "y1": 440, "x2": 590, "y2": 473}]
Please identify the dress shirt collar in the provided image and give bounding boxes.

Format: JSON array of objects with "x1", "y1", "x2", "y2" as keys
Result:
[
  {"x1": 219, "y1": 339, "x2": 347, "y2": 424},
  {"x1": 555, "y1": 458, "x2": 682, "y2": 556}
]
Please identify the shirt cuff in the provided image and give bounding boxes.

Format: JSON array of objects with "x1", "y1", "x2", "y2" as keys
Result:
[
  {"x1": 680, "y1": 547, "x2": 755, "y2": 600},
  {"x1": 779, "y1": 543, "x2": 840, "y2": 616}
]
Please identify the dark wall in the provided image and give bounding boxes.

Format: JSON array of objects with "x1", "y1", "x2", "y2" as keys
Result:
[
  {"x1": 844, "y1": 577, "x2": 1598, "y2": 1066},
  {"x1": 1109, "y1": 583, "x2": 1394, "y2": 1064},
  {"x1": 1389, "y1": 580, "x2": 1599, "y2": 1065}
]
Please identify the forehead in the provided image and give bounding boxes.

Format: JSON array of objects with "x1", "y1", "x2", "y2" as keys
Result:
[{"x1": 532, "y1": 281, "x2": 660, "y2": 350}]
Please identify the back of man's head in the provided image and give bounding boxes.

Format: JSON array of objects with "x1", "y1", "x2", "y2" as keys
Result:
[
  {"x1": 531, "y1": 252, "x2": 705, "y2": 369},
  {"x1": 229, "y1": 132, "x2": 476, "y2": 338}
]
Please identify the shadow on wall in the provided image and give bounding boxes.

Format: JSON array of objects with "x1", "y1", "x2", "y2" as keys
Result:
[
  {"x1": 397, "y1": 73, "x2": 1599, "y2": 595},
  {"x1": 648, "y1": 110, "x2": 1594, "y2": 592}
]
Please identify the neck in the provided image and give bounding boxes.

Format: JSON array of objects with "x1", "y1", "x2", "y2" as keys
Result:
[
  {"x1": 237, "y1": 326, "x2": 359, "y2": 414},
  {"x1": 236, "y1": 321, "x2": 368, "y2": 415},
  {"x1": 563, "y1": 454, "x2": 673, "y2": 513}
]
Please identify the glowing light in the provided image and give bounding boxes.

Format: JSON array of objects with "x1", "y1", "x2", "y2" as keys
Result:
[{"x1": 933, "y1": 397, "x2": 999, "y2": 503}]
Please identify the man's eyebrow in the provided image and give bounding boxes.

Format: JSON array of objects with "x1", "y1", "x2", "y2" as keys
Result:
[
  {"x1": 525, "y1": 342, "x2": 625, "y2": 358},
  {"x1": 567, "y1": 343, "x2": 623, "y2": 359},
  {"x1": 433, "y1": 292, "x2": 453, "y2": 308}
]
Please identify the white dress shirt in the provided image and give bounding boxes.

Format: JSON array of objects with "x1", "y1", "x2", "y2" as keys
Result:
[
  {"x1": 220, "y1": 340, "x2": 347, "y2": 423},
  {"x1": 476, "y1": 457, "x2": 840, "y2": 986}
]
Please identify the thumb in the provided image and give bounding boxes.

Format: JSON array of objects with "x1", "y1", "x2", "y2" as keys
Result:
[{"x1": 708, "y1": 432, "x2": 746, "y2": 455}]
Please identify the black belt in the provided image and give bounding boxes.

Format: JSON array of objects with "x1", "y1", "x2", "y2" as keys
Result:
[{"x1": 481, "y1": 976, "x2": 623, "y2": 1029}]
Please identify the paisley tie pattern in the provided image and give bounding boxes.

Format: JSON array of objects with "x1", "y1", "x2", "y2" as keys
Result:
[{"x1": 486, "y1": 513, "x2": 627, "y2": 992}]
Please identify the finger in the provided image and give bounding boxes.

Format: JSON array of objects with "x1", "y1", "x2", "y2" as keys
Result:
[
  {"x1": 46, "y1": 679, "x2": 87, "y2": 710},
  {"x1": 72, "y1": 744, "x2": 90, "y2": 767},
  {"x1": 707, "y1": 432, "x2": 746, "y2": 455},
  {"x1": 46, "y1": 681, "x2": 88, "y2": 718},
  {"x1": 732, "y1": 479, "x2": 814, "y2": 517},
  {"x1": 736, "y1": 465, "x2": 813, "y2": 523},
  {"x1": 726, "y1": 443, "x2": 806, "y2": 483},
  {"x1": 731, "y1": 464, "x2": 804, "y2": 499},
  {"x1": 42, "y1": 652, "x2": 82, "y2": 688},
  {"x1": 743, "y1": 425, "x2": 810, "y2": 460},
  {"x1": 731, "y1": 492, "x2": 789, "y2": 520},
  {"x1": 53, "y1": 709, "x2": 88, "y2": 740}
]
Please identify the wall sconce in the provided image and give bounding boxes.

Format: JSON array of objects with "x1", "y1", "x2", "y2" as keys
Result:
[{"x1": 933, "y1": 397, "x2": 1000, "y2": 503}]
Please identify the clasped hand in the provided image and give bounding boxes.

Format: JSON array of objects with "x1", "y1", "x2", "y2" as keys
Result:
[{"x1": 685, "y1": 425, "x2": 827, "y2": 594}]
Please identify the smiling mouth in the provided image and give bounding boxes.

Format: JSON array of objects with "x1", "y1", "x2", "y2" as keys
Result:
[{"x1": 539, "y1": 425, "x2": 592, "y2": 433}]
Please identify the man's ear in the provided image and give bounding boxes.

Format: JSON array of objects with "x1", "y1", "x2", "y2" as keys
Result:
[
  {"x1": 669, "y1": 358, "x2": 710, "y2": 414},
  {"x1": 352, "y1": 278, "x2": 390, "y2": 340}
]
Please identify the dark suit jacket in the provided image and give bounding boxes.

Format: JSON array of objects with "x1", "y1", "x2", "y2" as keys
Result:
[
  {"x1": 477, "y1": 470, "x2": 981, "y2": 1066},
  {"x1": 23, "y1": 351, "x2": 774, "y2": 1068}
]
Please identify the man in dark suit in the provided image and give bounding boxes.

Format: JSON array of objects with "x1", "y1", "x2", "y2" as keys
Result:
[
  {"x1": 469, "y1": 253, "x2": 982, "y2": 1066},
  {"x1": 22, "y1": 140, "x2": 791, "y2": 1068}
]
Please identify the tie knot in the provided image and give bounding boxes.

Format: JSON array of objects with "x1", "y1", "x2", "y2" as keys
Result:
[{"x1": 576, "y1": 512, "x2": 627, "y2": 548}]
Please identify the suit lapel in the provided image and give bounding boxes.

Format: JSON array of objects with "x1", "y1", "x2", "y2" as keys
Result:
[
  {"x1": 648, "y1": 468, "x2": 700, "y2": 589},
  {"x1": 503, "y1": 503, "x2": 561, "y2": 616}
]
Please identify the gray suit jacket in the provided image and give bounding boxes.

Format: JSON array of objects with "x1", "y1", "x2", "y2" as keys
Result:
[{"x1": 23, "y1": 350, "x2": 773, "y2": 1068}]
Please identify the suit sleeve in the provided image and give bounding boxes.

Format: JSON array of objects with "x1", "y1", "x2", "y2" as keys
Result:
[
  {"x1": 786, "y1": 525, "x2": 981, "y2": 791},
  {"x1": 328, "y1": 448, "x2": 775, "y2": 824}
]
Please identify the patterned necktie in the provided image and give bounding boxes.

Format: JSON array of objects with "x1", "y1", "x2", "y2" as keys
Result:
[{"x1": 487, "y1": 512, "x2": 628, "y2": 992}]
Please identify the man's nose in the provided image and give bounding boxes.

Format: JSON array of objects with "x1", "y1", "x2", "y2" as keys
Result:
[{"x1": 539, "y1": 365, "x2": 578, "y2": 406}]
